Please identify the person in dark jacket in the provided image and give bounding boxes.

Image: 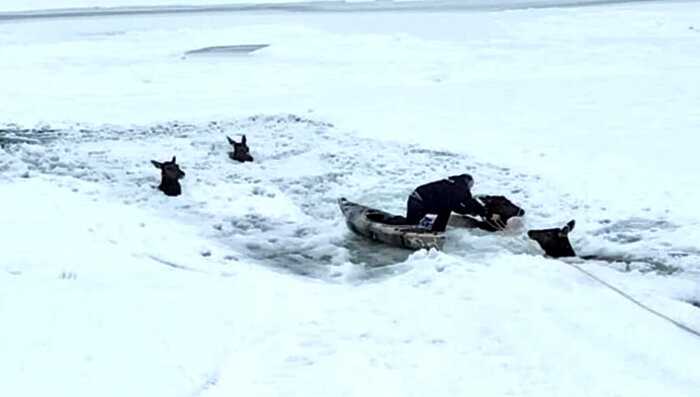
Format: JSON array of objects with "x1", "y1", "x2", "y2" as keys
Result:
[{"x1": 406, "y1": 174, "x2": 488, "y2": 232}]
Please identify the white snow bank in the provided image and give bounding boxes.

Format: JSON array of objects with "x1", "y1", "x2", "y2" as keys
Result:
[{"x1": 2, "y1": 176, "x2": 700, "y2": 397}]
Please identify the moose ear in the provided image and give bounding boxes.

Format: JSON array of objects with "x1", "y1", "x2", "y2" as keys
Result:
[
  {"x1": 171, "y1": 156, "x2": 176, "y2": 163},
  {"x1": 241, "y1": 135, "x2": 247, "y2": 145},
  {"x1": 562, "y1": 220, "x2": 576, "y2": 235},
  {"x1": 227, "y1": 136, "x2": 235, "y2": 145},
  {"x1": 151, "y1": 160, "x2": 162, "y2": 169}
]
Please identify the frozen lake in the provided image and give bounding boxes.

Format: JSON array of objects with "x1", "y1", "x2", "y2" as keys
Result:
[{"x1": 2, "y1": 1, "x2": 700, "y2": 396}]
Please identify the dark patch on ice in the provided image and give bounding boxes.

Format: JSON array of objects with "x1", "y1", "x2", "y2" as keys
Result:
[
  {"x1": 593, "y1": 218, "x2": 679, "y2": 237},
  {"x1": 230, "y1": 227, "x2": 407, "y2": 278},
  {"x1": 690, "y1": 301, "x2": 700, "y2": 309},
  {"x1": 59, "y1": 271, "x2": 78, "y2": 280},
  {"x1": 81, "y1": 30, "x2": 126, "y2": 38},
  {"x1": 580, "y1": 217, "x2": 698, "y2": 274},
  {"x1": 285, "y1": 355, "x2": 314, "y2": 366},
  {"x1": 406, "y1": 147, "x2": 461, "y2": 159},
  {"x1": 147, "y1": 255, "x2": 201, "y2": 273},
  {"x1": 241, "y1": 241, "x2": 341, "y2": 277},
  {"x1": 227, "y1": 214, "x2": 280, "y2": 233},
  {"x1": 185, "y1": 44, "x2": 269, "y2": 56},
  {"x1": 342, "y1": 234, "x2": 413, "y2": 269},
  {"x1": 0, "y1": 135, "x2": 41, "y2": 145},
  {"x1": 191, "y1": 371, "x2": 220, "y2": 397},
  {"x1": 0, "y1": 126, "x2": 60, "y2": 146},
  {"x1": 580, "y1": 254, "x2": 681, "y2": 275},
  {"x1": 592, "y1": 218, "x2": 679, "y2": 245},
  {"x1": 604, "y1": 233, "x2": 643, "y2": 244}
]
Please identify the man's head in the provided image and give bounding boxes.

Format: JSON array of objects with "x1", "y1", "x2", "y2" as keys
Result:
[
  {"x1": 464, "y1": 175, "x2": 474, "y2": 189},
  {"x1": 448, "y1": 174, "x2": 474, "y2": 189}
]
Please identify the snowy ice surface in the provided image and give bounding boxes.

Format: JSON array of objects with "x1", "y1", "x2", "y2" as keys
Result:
[{"x1": 2, "y1": 1, "x2": 700, "y2": 396}]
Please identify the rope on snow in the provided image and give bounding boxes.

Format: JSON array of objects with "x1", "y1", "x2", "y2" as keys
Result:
[{"x1": 564, "y1": 260, "x2": 700, "y2": 339}]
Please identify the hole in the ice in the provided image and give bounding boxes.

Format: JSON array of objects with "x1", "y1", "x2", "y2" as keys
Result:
[
  {"x1": 594, "y1": 219, "x2": 678, "y2": 237},
  {"x1": 579, "y1": 254, "x2": 681, "y2": 275},
  {"x1": 3, "y1": 118, "x2": 574, "y2": 280},
  {"x1": 611, "y1": 233, "x2": 642, "y2": 244},
  {"x1": 234, "y1": 233, "x2": 412, "y2": 279},
  {"x1": 343, "y1": 234, "x2": 412, "y2": 269}
]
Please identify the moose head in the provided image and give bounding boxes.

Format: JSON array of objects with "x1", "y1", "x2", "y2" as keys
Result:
[
  {"x1": 227, "y1": 135, "x2": 254, "y2": 162},
  {"x1": 527, "y1": 220, "x2": 577, "y2": 258},
  {"x1": 448, "y1": 195, "x2": 525, "y2": 231},
  {"x1": 151, "y1": 156, "x2": 186, "y2": 196},
  {"x1": 478, "y1": 195, "x2": 525, "y2": 230}
]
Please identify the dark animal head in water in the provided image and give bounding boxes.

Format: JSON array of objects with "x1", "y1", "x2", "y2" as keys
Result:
[
  {"x1": 477, "y1": 195, "x2": 525, "y2": 223},
  {"x1": 227, "y1": 135, "x2": 254, "y2": 162},
  {"x1": 451, "y1": 195, "x2": 525, "y2": 232},
  {"x1": 527, "y1": 220, "x2": 576, "y2": 258},
  {"x1": 151, "y1": 156, "x2": 185, "y2": 196}
]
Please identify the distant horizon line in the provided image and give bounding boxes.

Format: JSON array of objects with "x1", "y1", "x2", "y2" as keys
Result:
[{"x1": 0, "y1": 0, "x2": 671, "y2": 22}]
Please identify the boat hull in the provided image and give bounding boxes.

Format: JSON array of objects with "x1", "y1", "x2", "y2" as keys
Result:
[{"x1": 338, "y1": 198, "x2": 445, "y2": 250}]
